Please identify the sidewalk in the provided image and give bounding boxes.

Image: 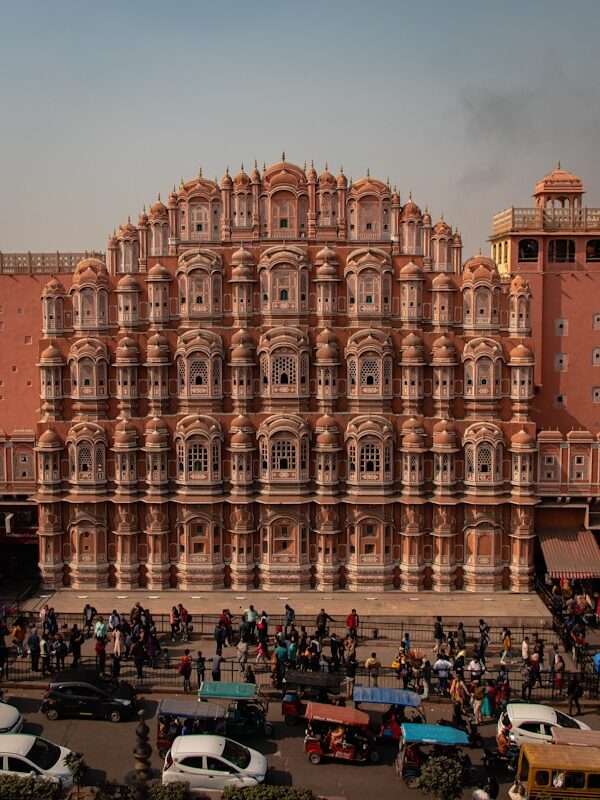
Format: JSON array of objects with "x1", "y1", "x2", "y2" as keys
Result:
[{"x1": 25, "y1": 588, "x2": 551, "y2": 626}]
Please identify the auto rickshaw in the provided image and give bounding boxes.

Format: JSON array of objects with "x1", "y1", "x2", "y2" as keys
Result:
[
  {"x1": 197, "y1": 681, "x2": 274, "y2": 737},
  {"x1": 156, "y1": 697, "x2": 226, "y2": 757},
  {"x1": 352, "y1": 687, "x2": 425, "y2": 741},
  {"x1": 282, "y1": 669, "x2": 344, "y2": 725},
  {"x1": 304, "y1": 701, "x2": 380, "y2": 765},
  {"x1": 395, "y1": 723, "x2": 471, "y2": 787}
]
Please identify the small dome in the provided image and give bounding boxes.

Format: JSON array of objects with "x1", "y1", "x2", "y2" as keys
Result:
[
  {"x1": 402, "y1": 198, "x2": 421, "y2": 220},
  {"x1": 432, "y1": 273, "x2": 455, "y2": 290},
  {"x1": 117, "y1": 274, "x2": 140, "y2": 290},
  {"x1": 319, "y1": 165, "x2": 336, "y2": 187},
  {"x1": 534, "y1": 166, "x2": 583, "y2": 196},
  {"x1": 402, "y1": 416, "x2": 423, "y2": 433},
  {"x1": 117, "y1": 220, "x2": 138, "y2": 240},
  {"x1": 316, "y1": 329, "x2": 338, "y2": 361},
  {"x1": 511, "y1": 274, "x2": 530, "y2": 293},
  {"x1": 149, "y1": 198, "x2": 168, "y2": 219},
  {"x1": 40, "y1": 344, "x2": 63, "y2": 363},
  {"x1": 220, "y1": 169, "x2": 233, "y2": 189},
  {"x1": 231, "y1": 414, "x2": 253, "y2": 432},
  {"x1": 233, "y1": 166, "x2": 250, "y2": 187},
  {"x1": 231, "y1": 429, "x2": 254, "y2": 445},
  {"x1": 336, "y1": 170, "x2": 348, "y2": 189},
  {"x1": 317, "y1": 430, "x2": 338, "y2": 446},
  {"x1": 114, "y1": 419, "x2": 137, "y2": 446},
  {"x1": 452, "y1": 230, "x2": 462, "y2": 244},
  {"x1": 147, "y1": 263, "x2": 171, "y2": 280},
  {"x1": 42, "y1": 277, "x2": 66, "y2": 297},
  {"x1": 316, "y1": 413, "x2": 337, "y2": 431},
  {"x1": 231, "y1": 245, "x2": 254, "y2": 266},
  {"x1": 231, "y1": 329, "x2": 254, "y2": 361},
  {"x1": 146, "y1": 332, "x2": 169, "y2": 361},
  {"x1": 145, "y1": 416, "x2": 169, "y2": 446},
  {"x1": 511, "y1": 429, "x2": 535, "y2": 446},
  {"x1": 116, "y1": 336, "x2": 139, "y2": 362},
  {"x1": 399, "y1": 261, "x2": 423, "y2": 279},
  {"x1": 315, "y1": 244, "x2": 337, "y2": 264},
  {"x1": 422, "y1": 209, "x2": 432, "y2": 225},
  {"x1": 510, "y1": 343, "x2": 533, "y2": 361},
  {"x1": 463, "y1": 254, "x2": 497, "y2": 274},
  {"x1": 433, "y1": 219, "x2": 452, "y2": 235},
  {"x1": 73, "y1": 257, "x2": 108, "y2": 285},
  {"x1": 403, "y1": 431, "x2": 422, "y2": 447},
  {"x1": 402, "y1": 332, "x2": 423, "y2": 348},
  {"x1": 38, "y1": 428, "x2": 62, "y2": 447}
]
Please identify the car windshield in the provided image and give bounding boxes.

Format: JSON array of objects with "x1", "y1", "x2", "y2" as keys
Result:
[
  {"x1": 27, "y1": 738, "x2": 61, "y2": 770},
  {"x1": 555, "y1": 711, "x2": 580, "y2": 729},
  {"x1": 222, "y1": 739, "x2": 251, "y2": 769}
]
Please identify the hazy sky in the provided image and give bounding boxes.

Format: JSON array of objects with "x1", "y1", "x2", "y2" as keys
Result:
[{"x1": 1, "y1": 0, "x2": 600, "y2": 256}]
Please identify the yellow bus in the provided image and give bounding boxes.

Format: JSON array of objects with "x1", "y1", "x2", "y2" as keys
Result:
[{"x1": 508, "y1": 742, "x2": 600, "y2": 799}]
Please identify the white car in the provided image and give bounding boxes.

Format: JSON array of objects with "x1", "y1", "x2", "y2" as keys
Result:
[
  {"x1": 0, "y1": 734, "x2": 74, "y2": 789},
  {"x1": 163, "y1": 735, "x2": 268, "y2": 793},
  {"x1": 0, "y1": 702, "x2": 23, "y2": 734},
  {"x1": 499, "y1": 703, "x2": 591, "y2": 746}
]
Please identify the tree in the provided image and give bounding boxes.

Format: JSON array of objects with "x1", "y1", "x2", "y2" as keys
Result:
[
  {"x1": 64, "y1": 751, "x2": 87, "y2": 799},
  {"x1": 414, "y1": 755, "x2": 464, "y2": 800}
]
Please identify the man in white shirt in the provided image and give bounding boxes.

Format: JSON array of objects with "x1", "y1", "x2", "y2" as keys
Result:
[
  {"x1": 433, "y1": 655, "x2": 452, "y2": 694},
  {"x1": 521, "y1": 636, "x2": 530, "y2": 663}
]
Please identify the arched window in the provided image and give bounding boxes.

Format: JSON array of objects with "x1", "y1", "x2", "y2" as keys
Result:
[
  {"x1": 360, "y1": 442, "x2": 380, "y2": 475},
  {"x1": 477, "y1": 444, "x2": 493, "y2": 479},
  {"x1": 518, "y1": 239, "x2": 538, "y2": 262},
  {"x1": 271, "y1": 439, "x2": 296, "y2": 472}
]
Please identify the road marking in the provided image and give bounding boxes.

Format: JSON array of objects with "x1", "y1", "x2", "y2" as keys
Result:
[
  {"x1": 147, "y1": 595, "x2": 161, "y2": 599},
  {"x1": 235, "y1": 596, "x2": 246, "y2": 600},
  {"x1": 191, "y1": 596, "x2": 204, "y2": 599},
  {"x1": 408, "y1": 597, "x2": 419, "y2": 601},
  {"x1": 116, "y1": 595, "x2": 129, "y2": 599},
  {"x1": 39, "y1": 594, "x2": 51, "y2": 599},
  {"x1": 76, "y1": 595, "x2": 88, "y2": 599},
  {"x1": 365, "y1": 597, "x2": 377, "y2": 600},
  {"x1": 277, "y1": 596, "x2": 289, "y2": 600}
]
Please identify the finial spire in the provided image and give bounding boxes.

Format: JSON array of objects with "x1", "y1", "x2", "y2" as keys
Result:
[
  {"x1": 366, "y1": 167, "x2": 370, "y2": 177},
  {"x1": 281, "y1": 150, "x2": 286, "y2": 162},
  {"x1": 240, "y1": 162, "x2": 244, "y2": 171},
  {"x1": 340, "y1": 165, "x2": 344, "y2": 174},
  {"x1": 198, "y1": 166, "x2": 202, "y2": 178},
  {"x1": 409, "y1": 190, "x2": 412, "y2": 199},
  {"x1": 226, "y1": 165, "x2": 230, "y2": 175},
  {"x1": 325, "y1": 161, "x2": 328, "y2": 171},
  {"x1": 157, "y1": 192, "x2": 161, "y2": 201}
]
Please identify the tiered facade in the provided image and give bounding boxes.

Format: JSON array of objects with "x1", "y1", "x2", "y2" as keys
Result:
[{"x1": 32, "y1": 158, "x2": 539, "y2": 593}]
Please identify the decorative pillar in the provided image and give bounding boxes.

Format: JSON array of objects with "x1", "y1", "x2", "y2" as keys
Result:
[
  {"x1": 220, "y1": 168, "x2": 232, "y2": 241},
  {"x1": 307, "y1": 161, "x2": 317, "y2": 238},
  {"x1": 114, "y1": 503, "x2": 140, "y2": 590},
  {"x1": 510, "y1": 505, "x2": 535, "y2": 592},
  {"x1": 167, "y1": 188, "x2": 179, "y2": 256},
  {"x1": 431, "y1": 504, "x2": 456, "y2": 592},
  {"x1": 400, "y1": 504, "x2": 425, "y2": 591},
  {"x1": 228, "y1": 504, "x2": 256, "y2": 591},
  {"x1": 336, "y1": 169, "x2": 347, "y2": 239},
  {"x1": 38, "y1": 502, "x2": 64, "y2": 589},
  {"x1": 314, "y1": 505, "x2": 340, "y2": 591},
  {"x1": 145, "y1": 503, "x2": 170, "y2": 590},
  {"x1": 137, "y1": 210, "x2": 149, "y2": 271}
]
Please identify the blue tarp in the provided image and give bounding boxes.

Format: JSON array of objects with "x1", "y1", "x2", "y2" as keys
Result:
[
  {"x1": 593, "y1": 652, "x2": 600, "y2": 674},
  {"x1": 401, "y1": 723, "x2": 469, "y2": 746},
  {"x1": 353, "y1": 687, "x2": 421, "y2": 708}
]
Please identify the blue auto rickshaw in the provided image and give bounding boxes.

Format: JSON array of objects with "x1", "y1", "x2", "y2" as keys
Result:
[
  {"x1": 353, "y1": 687, "x2": 425, "y2": 740},
  {"x1": 396, "y1": 723, "x2": 471, "y2": 787},
  {"x1": 197, "y1": 681, "x2": 274, "y2": 737}
]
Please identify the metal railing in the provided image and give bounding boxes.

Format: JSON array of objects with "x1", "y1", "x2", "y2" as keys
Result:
[
  {"x1": 492, "y1": 206, "x2": 600, "y2": 235},
  {"x1": 1, "y1": 656, "x2": 597, "y2": 701},
  {"x1": 0, "y1": 252, "x2": 104, "y2": 274}
]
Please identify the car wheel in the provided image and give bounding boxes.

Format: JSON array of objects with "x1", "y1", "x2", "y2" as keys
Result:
[
  {"x1": 369, "y1": 750, "x2": 380, "y2": 764},
  {"x1": 264, "y1": 722, "x2": 274, "y2": 737},
  {"x1": 46, "y1": 708, "x2": 59, "y2": 721},
  {"x1": 308, "y1": 752, "x2": 321, "y2": 765},
  {"x1": 109, "y1": 710, "x2": 122, "y2": 723}
]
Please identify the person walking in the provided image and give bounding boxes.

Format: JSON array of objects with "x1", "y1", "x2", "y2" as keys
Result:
[
  {"x1": 83, "y1": 603, "x2": 97, "y2": 638},
  {"x1": 11, "y1": 620, "x2": 26, "y2": 658},
  {"x1": 40, "y1": 633, "x2": 50, "y2": 677},
  {"x1": 53, "y1": 635, "x2": 67, "y2": 671},
  {"x1": 420, "y1": 658, "x2": 432, "y2": 700},
  {"x1": 433, "y1": 652, "x2": 452, "y2": 695},
  {"x1": 169, "y1": 606, "x2": 180, "y2": 642},
  {"x1": 243, "y1": 604, "x2": 258, "y2": 641},
  {"x1": 553, "y1": 652, "x2": 566, "y2": 696},
  {"x1": 108, "y1": 609, "x2": 121, "y2": 633},
  {"x1": 212, "y1": 652, "x2": 223, "y2": 682},
  {"x1": 27, "y1": 628, "x2": 40, "y2": 672},
  {"x1": 521, "y1": 662, "x2": 533, "y2": 701},
  {"x1": 179, "y1": 649, "x2": 193, "y2": 693},
  {"x1": 131, "y1": 639, "x2": 146, "y2": 681},
  {"x1": 113, "y1": 626, "x2": 123, "y2": 659},
  {"x1": 521, "y1": 635, "x2": 530, "y2": 664},
  {"x1": 472, "y1": 682, "x2": 485, "y2": 725},
  {"x1": 94, "y1": 616, "x2": 107, "y2": 643},
  {"x1": 567, "y1": 674, "x2": 583, "y2": 716},
  {"x1": 284, "y1": 604, "x2": 295, "y2": 637},
  {"x1": 346, "y1": 608, "x2": 360, "y2": 639},
  {"x1": 500, "y1": 628, "x2": 512, "y2": 665},
  {"x1": 214, "y1": 623, "x2": 227, "y2": 657},
  {"x1": 196, "y1": 651, "x2": 206, "y2": 686},
  {"x1": 95, "y1": 637, "x2": 106, "y2": 675},
  {"x1": 433, "y1": 616, "x2": 444, "y2": 655},
  {"x1": 456, "y1": 621, "x2": 467, "y2": 651},
  {"x1": 329, "y1": 633, "x2": 341, "y2": 671},
  {"x1": 237, "y1": 639, "x2": 249, "y2": 674},
  {"x1": 365, "y1": 652, "x2": 381, "y2": 688},
  {"x1": 70, "y1": 624, "x2": 84, "y2": 668},
  {"x1": 316, "y1": 608, "x2": 334, "y2": 642}
]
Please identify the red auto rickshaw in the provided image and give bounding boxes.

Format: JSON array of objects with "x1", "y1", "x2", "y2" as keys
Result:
[
  {"x1": 282, "y1": 669, "x2": 344, "y2": 725},
  {"x1": 304, "y1": 702, "x2": 379, "y2": 765}
]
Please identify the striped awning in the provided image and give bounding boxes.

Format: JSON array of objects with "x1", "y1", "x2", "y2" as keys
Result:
[{"x1": 538, "y1": 527, "x2": 600, "y2": 579}]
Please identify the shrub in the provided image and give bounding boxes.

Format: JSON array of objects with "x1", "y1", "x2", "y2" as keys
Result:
[
  {"x1": 0, "y1": 774, "x2": 61, "y2": 800},
  {"x1": 223, "y1": 787, "x2": 317, "y2": 800},
  {"x1": 149, "y1": 783, "x2": 190, "y2": 800},
  {"x1": 414, "y1": 755, "x2": 464, "y2": 800}
]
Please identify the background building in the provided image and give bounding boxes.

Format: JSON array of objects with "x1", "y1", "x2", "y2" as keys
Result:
[{"x1": 1, "y1": 159, "x2": 598, "y2": 592}]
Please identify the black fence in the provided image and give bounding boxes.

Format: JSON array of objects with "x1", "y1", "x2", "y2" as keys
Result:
[
  {"x1": 7, "y1": 610, "x2": 559, "y2": 651},
  {"x1": 2, "y1": 655, "x2": 598, "y2": 701}
]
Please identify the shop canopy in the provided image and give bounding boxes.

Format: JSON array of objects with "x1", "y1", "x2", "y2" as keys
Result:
[{"x1": 538, "y1": 527, "x2": 600, "y2": 579}]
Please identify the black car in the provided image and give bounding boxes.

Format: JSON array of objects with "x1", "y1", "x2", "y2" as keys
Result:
[{"x1": 40, "y1": 669, "x2": 138, "y2": 723}]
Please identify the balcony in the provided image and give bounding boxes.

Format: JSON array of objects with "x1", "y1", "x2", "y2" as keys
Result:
[{"x1": 492, "y1": 207, "x2": 600, "y2": 236}]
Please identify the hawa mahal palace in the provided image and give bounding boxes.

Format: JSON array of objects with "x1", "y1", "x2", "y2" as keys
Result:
[{"x1": 1, "y1": 157, "x2": 600, "y2": 592}]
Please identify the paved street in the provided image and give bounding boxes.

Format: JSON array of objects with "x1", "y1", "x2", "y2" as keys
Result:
[
  {"x1": 25, "y1": 589, "x2": 551, "y2": 626},
  {"x1": 5, "y1": 686, "x2": 600, "y2": 799}
]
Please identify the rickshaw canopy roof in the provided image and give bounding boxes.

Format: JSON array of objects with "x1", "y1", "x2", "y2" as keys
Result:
[
  {"x1": 158, "y1": 697, "x2": 226, "y2": 720},
  {"x1": 401, "y1": 723, "x2": 469, "y2": 746},
  {"x1": 521, "y1": 742, "x2": 600, "y2": 770},
  {"x1": 197, "y1": 682, "x2": 258, "y2": 701},
  {"x1": 353, "y1": 687, "x2": 421, "y2": 707},
  {"x1": 304, "y1": 701, "x2": 370, "y2": 727},
  {"x1": 284, "y1": 669, "x2": 341, "y2": 689},
  {"x1": 550, "y1": 727, "x2": 600, "y2": 748}
]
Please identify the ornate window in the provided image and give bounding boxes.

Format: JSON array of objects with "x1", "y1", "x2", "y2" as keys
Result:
[
  {"x1": 176, "y1": 249, "x2": 223, "y2": 321},
  {"x1": 258, "y1": 414, "x2": 310, "y2": 488},
  {"x1": 68, "y1": 339, "x2": 109, "y2": 401},
  {"x1": 258, "y1": 246, "x2": 308, "y2": 315},
  {"x1": 174, "y1": 415, "x2": 223, "y2": 489},
  {"x1": 345, "y1": 329, "x2": 393, "y2": 402},
  {"x1": 258, "y1": 327, "x2": 310, "y2": 402},
  {"x1": 463, "y1": 423, "x2": 504, "y2": 489},
  {"x1": 67, "y1": 423, "x2": 106, "y2": 487},
  {"x1": 345, "y1": 415, "x2": 394, "y2": 491},
  {"x1": 175, "y1": 329, "x2": 224, "y2": 404}
]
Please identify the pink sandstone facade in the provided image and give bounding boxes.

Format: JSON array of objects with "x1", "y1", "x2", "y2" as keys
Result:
[{"x1": 1, "y1": 159, "x2": 599, "y2": 592}]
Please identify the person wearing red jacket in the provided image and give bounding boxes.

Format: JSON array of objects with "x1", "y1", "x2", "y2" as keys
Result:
[{"x1": 346, "y1": 609, "x2": 359, "y2": 639}]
